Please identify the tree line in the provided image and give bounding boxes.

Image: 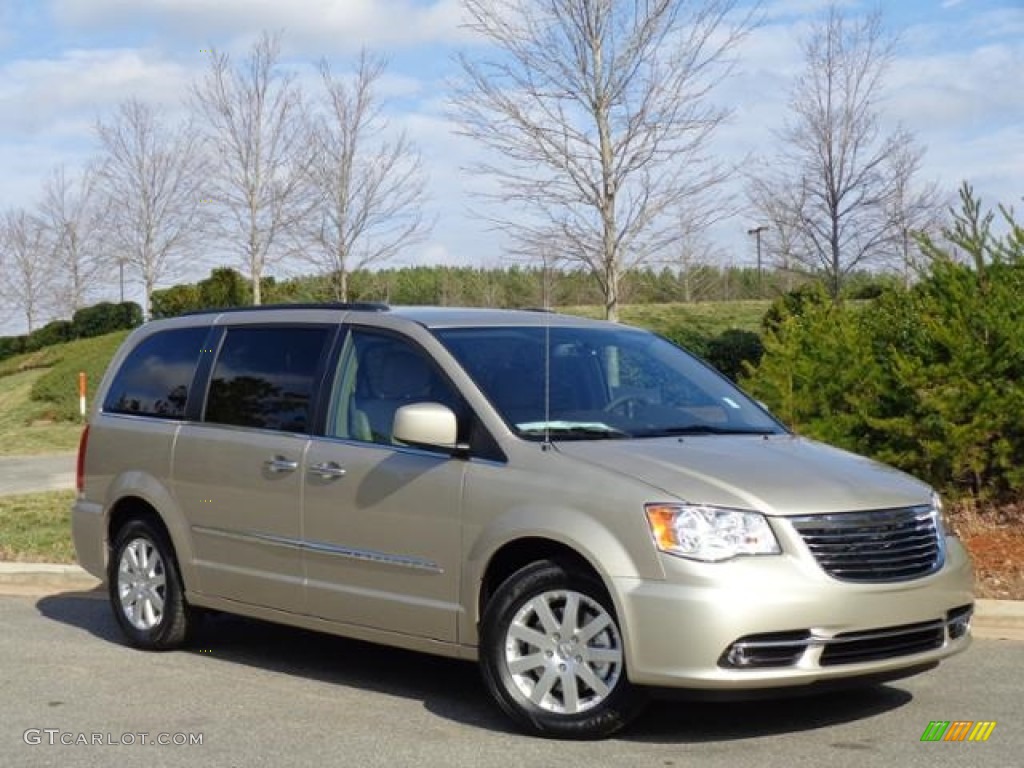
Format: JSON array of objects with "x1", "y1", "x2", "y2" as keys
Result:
[
  {"x1": 149, "y1": 262, "x2": 879, "y2": 319},
  {"x1": 1, "y1": 3, "x2": 946, "y2": 331}
]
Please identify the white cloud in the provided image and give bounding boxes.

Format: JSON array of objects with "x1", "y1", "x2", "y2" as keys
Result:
[
  {"x1": 51, "y1": 0, "x2": 470, "y2": 52},
  {"x1": 888, "y1": 43, "x2": 1023, "y2": 133},
  {"x1": 759, "y1": 0, "x2": 860, "y2": 23},
  {"x1": 0, "y1": 48, "x2": 193, "y2": 135}
]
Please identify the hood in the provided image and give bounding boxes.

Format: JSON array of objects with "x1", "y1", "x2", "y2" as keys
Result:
[{"x1": 555, "y1": 434, "x2": 931, "y2": 516}]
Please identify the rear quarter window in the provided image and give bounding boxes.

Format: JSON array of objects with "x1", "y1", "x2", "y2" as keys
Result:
[{"x1": 103, "y1": 327, "x2": 210, "y2": 419}]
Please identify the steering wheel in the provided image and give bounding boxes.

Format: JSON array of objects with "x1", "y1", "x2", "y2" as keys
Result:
[{"x1": 603, "y1": 394, "x2": 649, "y2": 419}]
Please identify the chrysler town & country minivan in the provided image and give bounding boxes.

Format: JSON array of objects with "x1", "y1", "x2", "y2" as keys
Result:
[{"x1": 72, "y1": 304, "x2": 974, "y2": 738}]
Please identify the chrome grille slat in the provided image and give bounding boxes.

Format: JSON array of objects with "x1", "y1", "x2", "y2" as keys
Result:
[
  {"x1": 824, "y1": 561, "x2": 938, "y2": 570},
  {"x1": 790, "y1": 505, "x2": 944, "y2": 583},
  {"x1": 805, "y1": 541, "x2": 938, "y2": 557},
  {"x1": 801, "y1": 528, "x2": 935, "y2": 543},
  {"x1": 798, "y1": 522, "x2": 934, "y2": 538}
]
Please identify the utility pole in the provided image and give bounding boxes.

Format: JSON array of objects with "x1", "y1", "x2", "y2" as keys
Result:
[{"x1": 747, "y1": 226, "x2": 769, "y2": 297}]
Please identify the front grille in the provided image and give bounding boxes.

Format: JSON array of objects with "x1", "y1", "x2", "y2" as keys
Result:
[
  {"x1": 818, "y1": 620, "x2": 945, "y2": 666},
  {"x1": 790, "y1": 505, "x2": 943, "y2": 583}
]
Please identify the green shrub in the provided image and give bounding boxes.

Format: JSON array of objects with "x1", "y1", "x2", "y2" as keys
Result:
[
  {"x1": 199, "y1": 268, "x2": 251, "y2": 308},
  {"x1": 658, "y1": 325, "x2": 711, "y2": 359},
  {"x1": 151, "y1": 283, "x2": 202, "y2": 319},
  {"x1": 71, "y1": 302, "x2": 143, "y2": 338},
  {"x1": 0, "y1": 336, "x2": 26, "y2": 362},
  {"x1": 705, "y1": 329, "x2": 764, "y2": 382},
  {"x1": 25, "y1": 321, "x2": 75, "y2": 352},
  {"x1": 743, "y1": 185, "x2": 1024, "y2": 500},
  {"x1": 760, "y1": 282, "x2": 831, "y2": 335}
]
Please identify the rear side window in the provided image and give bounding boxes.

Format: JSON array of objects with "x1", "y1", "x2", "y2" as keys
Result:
[
  {"x1": 103, "y1": 327, "x2": 209, "y2": 419},
  {"x1": 205, "y1": 326, "x2": 330, "y2": 433}
]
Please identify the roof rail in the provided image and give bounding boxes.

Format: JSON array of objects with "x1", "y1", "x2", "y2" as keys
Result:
[{"x1": 179, "y1": 302, "x2": 390, "y2": 317}]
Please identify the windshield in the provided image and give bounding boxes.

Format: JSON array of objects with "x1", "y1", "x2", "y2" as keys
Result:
[{"x1": 434, "y1": 325, "x2": 785, "y2": 440}]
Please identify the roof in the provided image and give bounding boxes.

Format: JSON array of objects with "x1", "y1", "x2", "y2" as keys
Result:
[
  {"x1": 169, "y1": 303, "x2": 621, "y2": 330},
  {"x1": 388, "y1": 306, "x2": 617, "y2": 329}
]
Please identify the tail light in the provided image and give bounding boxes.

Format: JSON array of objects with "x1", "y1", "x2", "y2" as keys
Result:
[{"x1": 76, "y1": 425, "x2": 90, "y2": 493}]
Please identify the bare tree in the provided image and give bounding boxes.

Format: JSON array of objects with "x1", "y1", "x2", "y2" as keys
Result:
[
  {"x1": 94, "y1": 98, "x2": 208, "y2": 315},
  {"x1": 747, "y1": 176, "x2": 807, "y2": 293},
  {"x1": 38, "y1": 164, "x2": 107, "y2": 313},
  {"x1": 451, "y1": 0, "x2": 753, "y2": 321},
  {"x1": 502, "y1": 227, "x2": 570, "y2": 308},
  {"x1": 748, "y1": 5, "x2": 937, "y2": 297},
  {"x1": 884, "y1": 137, "x2": 944, "y2": 285},
  {"x1": 192, "y1": 32, "x2": 311, "y2": 305},
  {"x1": 0, "y1": 209, "x2": 55, "y2": 332},
  {"x1": 305, "y1": 52, "x2": 431, "y2": 301}
]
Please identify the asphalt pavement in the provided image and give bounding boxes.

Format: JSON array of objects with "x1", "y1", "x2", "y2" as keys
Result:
[
  {"x1": 0, "y1": 590, "x2": 1021, "y2": 768},
  {"x1": 0, "y1": 453, "x2": 75, "y2": 496}
]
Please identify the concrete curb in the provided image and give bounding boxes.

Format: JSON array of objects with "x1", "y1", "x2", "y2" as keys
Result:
[
  {"x1": 1, "y1": 561, "x2": 1021, "y2": 638},
  {"x1": 0, "y1": 562, "x2": 100, "y2": 590}
]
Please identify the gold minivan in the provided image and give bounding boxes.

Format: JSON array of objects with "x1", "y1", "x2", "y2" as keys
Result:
[{"x1": 72, "y1": 305, "x2": 974, "y2": 738}]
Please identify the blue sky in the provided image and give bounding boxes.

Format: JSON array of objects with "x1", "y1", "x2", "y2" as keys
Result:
[{"x1": 0, "y1": 0, "x2": 1021, "y2": 331}]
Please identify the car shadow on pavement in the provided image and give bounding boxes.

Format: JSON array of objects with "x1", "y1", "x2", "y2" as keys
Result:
[
  {"x1": 34, "y1": 588, "x2": 122, "y2": 643},
  {"x1": 35, "y1": 590, "x2": 914, "y2": 742},
  {"x1": 624, "y1": 685, "x2": 914, "y2": 743},
  {"x1": 34, "y1": 591, "x2": 514, "y2": 735}
]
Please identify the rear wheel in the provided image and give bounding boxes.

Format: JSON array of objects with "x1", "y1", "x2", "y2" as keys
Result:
[
  {"x1": 108, "y1": 518, "x2": 192, "y2": 649},
  {"x1": 479, "y1": 560, "x2": 647, "y2": 739}
]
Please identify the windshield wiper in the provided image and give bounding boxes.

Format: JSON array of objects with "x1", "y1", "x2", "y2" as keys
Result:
[
  {"x1": 516, "y1": 421, "x2": 630, "y2": 439},
  {"x1": 644, "y1": 425, "x2": 778, "y2": 436}
]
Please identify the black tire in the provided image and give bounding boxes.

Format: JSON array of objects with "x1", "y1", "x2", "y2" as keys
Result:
[
  {"x1": 108, "y1": 517, "x2": 192, "y2": 650},
  {"x1": 479, "y1": 559, "x2": 647, "y2": 739}
]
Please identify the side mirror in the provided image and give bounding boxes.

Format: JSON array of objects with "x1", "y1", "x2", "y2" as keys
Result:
[{"x1": 393, "y1": 402, "x2": 459, "y2": 451}]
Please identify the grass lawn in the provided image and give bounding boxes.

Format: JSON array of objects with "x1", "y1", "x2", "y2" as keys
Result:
[
  {"x1": 0, "y1": 490, "x2": 77, "y2": 563},
  {"x1": 0, "y1": 369, "x2": 83, "y2": 455},
  {"x1": 0, "y1": 330, "x2": 127, "y2": 456},
  {"x1": 562, "y1": 300, "x2": 772, "y2": 337}
]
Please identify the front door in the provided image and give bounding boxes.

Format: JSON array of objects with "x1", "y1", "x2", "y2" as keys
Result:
[{"x1": 302, "y1": 328, "x2": 465, "y2": 641}]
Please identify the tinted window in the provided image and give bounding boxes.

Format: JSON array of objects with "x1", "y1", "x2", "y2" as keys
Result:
[
  {"x1": 103, "y1": 327, "x2": 209, "y2": 419},
  {"x1": 205, "y1": 326, "x2": 330, "y2": 433}
]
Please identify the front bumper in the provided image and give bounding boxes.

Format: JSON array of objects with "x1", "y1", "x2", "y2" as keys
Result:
[{"x1": 614, "y1": 537, "x2": 974, "y2": 690}]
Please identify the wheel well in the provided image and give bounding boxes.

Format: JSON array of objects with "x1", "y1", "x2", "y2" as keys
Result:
[
  {"x1": 479, "y1": 538, "x2": 603, "y2": 618},
  {"x1": 108, "y1": 496, "x2": 169, "y2": 549}
]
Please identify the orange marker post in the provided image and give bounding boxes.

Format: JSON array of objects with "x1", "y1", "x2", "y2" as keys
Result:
[{"x1": 78, "y1": 371, "x2": 87, "y2": 420}]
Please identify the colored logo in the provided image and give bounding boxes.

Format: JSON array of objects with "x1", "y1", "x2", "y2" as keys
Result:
[{"x1": 920, "y1": 721, "x2": 996, "y2": 742}]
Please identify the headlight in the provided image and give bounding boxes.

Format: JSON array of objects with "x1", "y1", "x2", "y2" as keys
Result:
[
  {"x1": 932, "y1": 491, "x2": 950, "y2": 537},
  {"x1": 644, "y1": 503, "x2": 781, "y2": 562}
]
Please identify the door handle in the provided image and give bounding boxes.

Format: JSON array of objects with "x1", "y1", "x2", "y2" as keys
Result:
[
  {"x1": 264, "y1": 456, "x2": 299, "y2": 473},
  {"x1": 308, "y1": 461, "x2": 347, "y2": 479}
]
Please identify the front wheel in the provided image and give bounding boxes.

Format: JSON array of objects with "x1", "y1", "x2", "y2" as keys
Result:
[
  {"x1": 479, "y1": 560, "x2": 647, "y2": 739},
  {"x1": 108, "y1": 518, "x2": 192, "y2": 649}
]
